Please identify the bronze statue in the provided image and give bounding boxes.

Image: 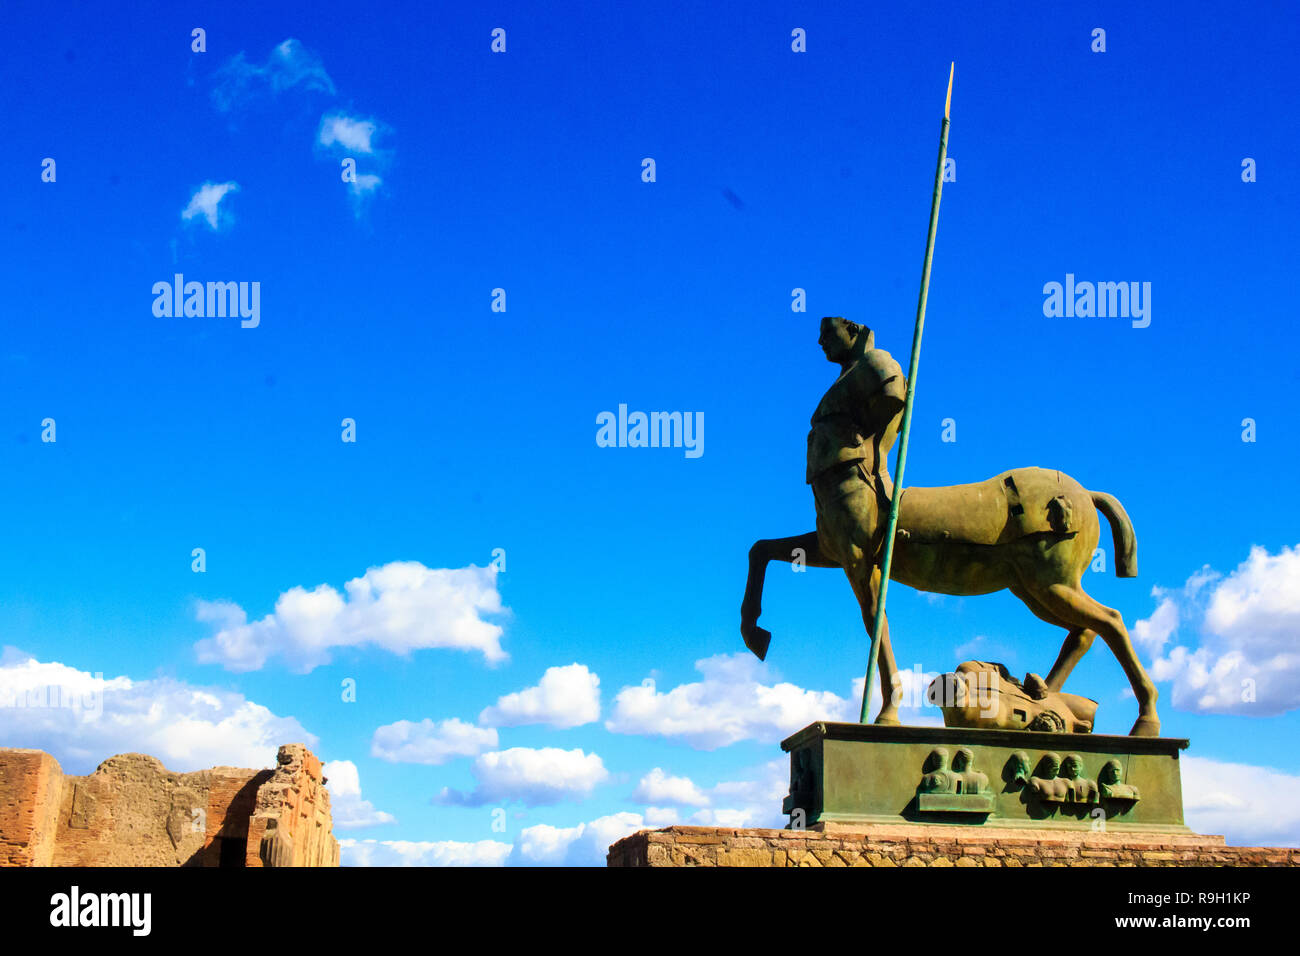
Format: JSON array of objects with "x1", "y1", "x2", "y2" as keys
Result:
[
  {"x1": 928, "y1": 660, "x2": 1099, "y2": 734},
  {"x1": 741, "y1": 317, "x2": 1160, "y2": 736}
]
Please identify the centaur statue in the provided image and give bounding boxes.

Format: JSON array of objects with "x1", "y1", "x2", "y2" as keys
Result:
[{"x1": 739, "y1": 317, "x2": 1160, "y2": 736}]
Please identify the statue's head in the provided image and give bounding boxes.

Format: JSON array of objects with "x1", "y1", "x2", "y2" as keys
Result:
[
  {"x1": 1061, "y1": 754, "x2": 1085, "y2": 780},
  {"x1": 1100, "y1": 759, "x2": 1123, "y2": 785},
  {"x1": 818, "y1": 316, "x2": 873, "y2": 362}
]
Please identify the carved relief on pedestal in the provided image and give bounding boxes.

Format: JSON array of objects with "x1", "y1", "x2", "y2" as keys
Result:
[
  {"x1": 916, "y1": 746, "x2": 995, "y2": 813},
  {"x1": 1007, "y1": 751, "x2": 1140, "y2": 809}
]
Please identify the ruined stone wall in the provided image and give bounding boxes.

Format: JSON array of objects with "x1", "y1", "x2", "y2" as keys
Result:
[
  {"x1": 0, "y1": 744, "x2": 336, "y2": 867},
  {"x1": 48, "y1": 754, "x2": 267, "y2": 866},
  {"x1": 0, "y1": 749, "x2": 63, "y2": 866},
  {"x1": 245, "y1": 744, "x2": 340, "y2": 867},
  {"x1": 608, "y1": 824, "x2": 1300, "y2": 867}
]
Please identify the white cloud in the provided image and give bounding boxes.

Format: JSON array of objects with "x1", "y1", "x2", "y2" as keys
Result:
[
  {"x1": 341, "y1": 814, "x2": 646, "y2": 868},
  {"x1": 211, "y1": 38, "x2": 336, "y2": 111},
  {"x1": 1134, "y1": 545, "x2": 1300, "y2": 715},
  {"x1": 194, "y1": 561, "x2": 507, "y2": 673},
  {"x1": 689, "y1": 759, "x2": 788, "y2": 830},
  {"x1": 0, "y1": 651, "x2": 313, "y2": 774},
  {"x1": 851, "y1": 665, "x2": 945, "y2": 726},
  {"x1": 436, "y1": 747, "x2": 610, "y2": 807},
  {"x1": 351, "y1": 173, "x2": 382, "y2": 195},
  {"x1": 479, "y1": 663, "x2": 600, "y2": 729},
  {"x1": 340, "y1": 838, "x2": 511, "y2": 867},
  {"x1": 318, "y1": 115, "x2": 390, "y2": 216},
  {"x1": 1183, "y1": 755, "x2": 1300, "y2": 847},
  {"x1": 370, "y1": 717, "x2": 497, "y2": 765},
  {"x1": 319, "y1": 760, "x2": 396, "y2": 828},
  {"x1": 689, "y1": 807, "x2": 757, "y2": 828},
  {"x1": 319, "y1": 113, "x2": 382, "y2": 154},
  {"x1": 342, "y1": 172, "x2": 384, "y2": 218},
  {"x1": 625, "y1": 759, "x2": 789, "y2": 830},
  {"x1": 513, "y1": 812, "x2": 645, "y2": 867},
  {"x1": 643, "y1": 806, "x2": 682, "y2": 827},
  {"x1": 1133, "y1": 595, "x2": 1180, "y2": 656},
  {"x1": 181, "y1": 181, "x2": 239, "y2": 231},
  {"x1": 606, "y1": 653, "x2": 851, "y2": 749},
  {"x1": 631, "y1": 767, "x2": 710, "y2": 808}
]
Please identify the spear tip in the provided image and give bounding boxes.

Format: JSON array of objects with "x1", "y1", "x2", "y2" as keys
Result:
[{"x1": 945, "y1": 62, "x2": 954, "y2": 119}]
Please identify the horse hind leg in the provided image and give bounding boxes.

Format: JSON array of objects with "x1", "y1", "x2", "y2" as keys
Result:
[
  {"x1": 1023, "y1": 582, "x2": 1159, "y2": 737},
  {"x1": 1009, "y1": 584, "x2": 1096, "y2": 692}
]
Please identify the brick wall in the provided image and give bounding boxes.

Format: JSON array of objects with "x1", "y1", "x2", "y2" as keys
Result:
[
  {"x1": 608, "y1": 825, "x2": 1300, "y2": 867},
  {"x1": 198, "y1": 769, "x2": 272, "y2": 867},
  {"x1": 0, "y1": 749, "x2": 63, "y2": 866}
]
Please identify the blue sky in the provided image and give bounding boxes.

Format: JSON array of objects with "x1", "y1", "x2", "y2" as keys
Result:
[{"x1": 2, "y1": 1, "x2": 1299, "y2": 864}]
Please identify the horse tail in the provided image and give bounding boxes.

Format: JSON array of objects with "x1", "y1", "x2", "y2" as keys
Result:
[{"x1": 1091, "y1": 491, "x2": 1137, "y2": 577}]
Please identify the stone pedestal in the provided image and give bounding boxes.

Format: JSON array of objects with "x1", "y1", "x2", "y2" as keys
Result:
[
  {"x1": 606, "y1": 722, "x2": 1300, "y2": 868},
  {"x1": 782, "y1": 721, "x2": 1188, "y2": 833}
]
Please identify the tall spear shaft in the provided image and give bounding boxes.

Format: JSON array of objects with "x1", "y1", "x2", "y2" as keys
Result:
[{"x1": 859, "y1": 64, "x2": 954, "y2": 724}]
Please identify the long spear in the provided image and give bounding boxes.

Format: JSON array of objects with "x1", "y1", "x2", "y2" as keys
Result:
[{"x1": 859, "y1": 63, "x2": 954, "y2": 724}]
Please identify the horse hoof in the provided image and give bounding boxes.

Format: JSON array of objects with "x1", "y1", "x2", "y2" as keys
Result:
[
  {"x1": 741, "y1": 622, "x2": 771, "y2": 661},
  {"x1": 874, "y1": 713, "x2": 901, "y2": 727},
  {"x1": 1129, "y1": 716, "x2": 1161, "y2": 737}
]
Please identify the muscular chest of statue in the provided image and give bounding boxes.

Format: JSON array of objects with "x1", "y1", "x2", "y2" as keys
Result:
[{"x1": 806, "y1": 363, "x2": 873, "y2": 482}]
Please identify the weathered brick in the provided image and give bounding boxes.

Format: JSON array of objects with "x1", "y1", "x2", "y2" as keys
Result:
[
  {"x1": 601, "y1": 823, "x2": 1300, "y2": 868},
  {"x1": 718, "y1": 847, "x2": 772, "y2": 867}
]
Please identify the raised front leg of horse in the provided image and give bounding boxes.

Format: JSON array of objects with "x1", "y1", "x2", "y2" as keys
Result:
[
  {"x1": 740, "y1": 532, "x2": 832, "y2": 660},
  {"x1": 741, "y1": 530, "x2": 903, "y2": 725}
]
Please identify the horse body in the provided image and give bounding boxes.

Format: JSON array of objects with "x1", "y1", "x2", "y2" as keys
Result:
[
  {"x1": 890, "y1": 467, "x2": 1118, "y2": 596},
  {"x1": 741, "y1": 466, "x2": 1159, "y2": 735}
]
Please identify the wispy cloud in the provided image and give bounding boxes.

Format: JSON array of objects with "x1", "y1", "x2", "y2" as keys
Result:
[
  {"x1": 211, "y1": 38, "x2": 335, "y2": 112},
  {"x1": 181, "y1": 181, "x2": 239, "y2": 231},
  {"x1": 340, "y1": 838, "x2": 512, "y2": 867},
  {"x1": 370, "y1": 717, "x2": 498, "y2": 765},
  {"x1": 320, "y1": 114, "x2": 391, "y2": 216},
  {"x1": 319, "y1": 113, "x2": 382, "y2": 154}
]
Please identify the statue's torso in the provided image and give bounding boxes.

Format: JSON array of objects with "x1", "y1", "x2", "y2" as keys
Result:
[{"x1": 806, "y1": 349, "x2": 903, "y2": 486}]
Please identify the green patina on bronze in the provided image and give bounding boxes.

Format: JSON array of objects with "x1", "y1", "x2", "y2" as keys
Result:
[
  {"x1": 739, "y1": 72, "x2": 1159, "y2": 737},
  {"x1": 781, "y1": 723, "x2": 1189, "y2": 833},
  {"x1": 737, "y1": 67, "x2": 1187, "y2": 834}
]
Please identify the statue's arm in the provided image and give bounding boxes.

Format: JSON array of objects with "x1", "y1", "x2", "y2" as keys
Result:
[{"x1": 854, "y1": 351, "x2": 906, "y2": 434}]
